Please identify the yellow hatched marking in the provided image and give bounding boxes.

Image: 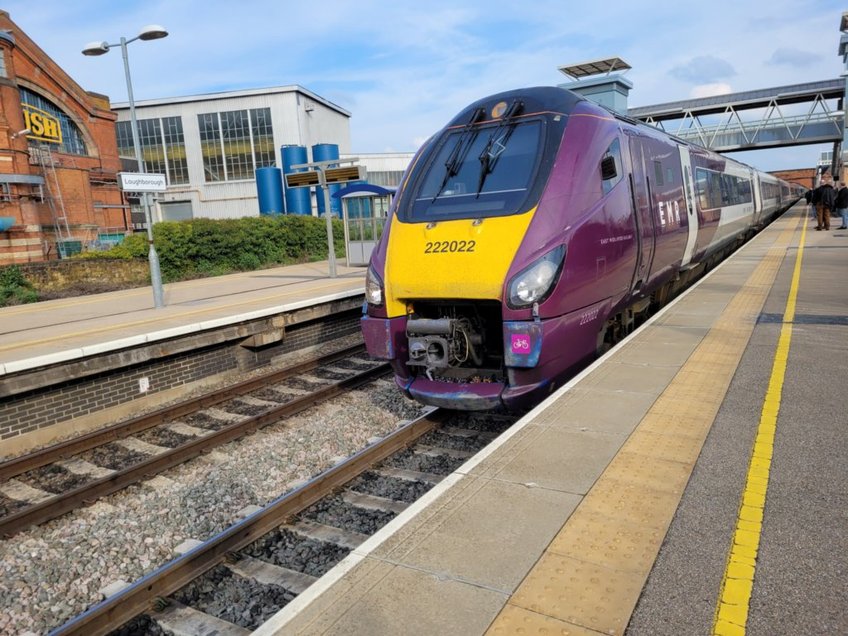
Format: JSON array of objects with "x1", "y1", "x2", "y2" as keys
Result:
[
  {"x1": 712, "y1": 218, "x2": 807, "y2": 636},
  {"x1": 487, "y1": 213, "x2": 801, "y2": 636}
]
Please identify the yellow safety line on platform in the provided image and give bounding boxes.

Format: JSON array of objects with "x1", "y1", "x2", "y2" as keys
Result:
[
  {"x1": 486, "y1": 212, "x2": 801, "y2": 636},
  {"x1": 712, "y1": 219, "x2": 807, "y2": 636},
  {"x1": 0, "y1": 278, "x2": 361, "y2": 355}
]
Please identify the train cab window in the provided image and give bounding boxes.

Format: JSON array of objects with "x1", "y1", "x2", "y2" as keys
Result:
[
  {"x1": 403, "y1": 119, "x2": 543, "y2": 221},
  {"x1": 600, "y1": 139, "x2": 622, "y2": 195}
]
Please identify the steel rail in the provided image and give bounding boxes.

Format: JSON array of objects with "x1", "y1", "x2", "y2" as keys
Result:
[
  {"x1": 0, "y1": 344, "x2": 367, "y2": 481},
  {"x1": 50, "y1": 408, "x2": 447, "y2": 636},
  {"x1": 0, "y1": 361, "x2": 389, "y2": 538}
]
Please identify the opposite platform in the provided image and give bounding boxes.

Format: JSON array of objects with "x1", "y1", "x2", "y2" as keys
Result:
[
  {"x1": 0, "y1": 261, "x2": 365, "y2": 375},
  {"x1": 0, "y1": 261, "x2": 365, "y2": 454},
  {"x1": 254, "y1": 204, "x2": 847, "y2": 635}
]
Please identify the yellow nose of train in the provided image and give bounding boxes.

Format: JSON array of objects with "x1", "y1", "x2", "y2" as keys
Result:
[{"x1": 383, "y1": 209, "x2": 536, "y2": 316}]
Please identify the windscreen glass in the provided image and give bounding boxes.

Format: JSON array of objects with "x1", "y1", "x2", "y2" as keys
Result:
[{"x1": 403, "y1": 119, "x2": 544, "y2": 221}]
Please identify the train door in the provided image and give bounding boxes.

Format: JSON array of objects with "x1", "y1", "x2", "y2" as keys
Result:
[
  {"x1": 626, "y1": 134, "x2": 655, "y2": 290},
  {"x1": 751, "y1": 171, "x2": 763, "y2": 225},
  {"x1": 677, "y1": 146, "x2": 699, "y2": 268}
]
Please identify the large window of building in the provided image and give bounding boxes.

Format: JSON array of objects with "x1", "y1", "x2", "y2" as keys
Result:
[
  {"x1": 198, "y1": 113, "x2": 225, "y2": 182},
  {"x1": 117, "y1": 116, "x2": 189, "y2": 186},
  {"x1": 221, "y1": 110, "x2": 253, "y2": 180},
  {"x1": 20, "y1": 87, "x2": 87, "y2": 155},
  {"x1": 251, "y1": 108, "x2": 275, "y2": 169},
  {"x1": 367, "y1": 170, "x2": 405, "y2": 188},
  {"x1": 197, "y1": 107, "x2": 275, "y2": 182},
  {"x1": 137, "y1": 118, "x2": 166, "y2": 176},
  {"x1": 162, "y1": 117, "x2": 189, "y2": 184}
]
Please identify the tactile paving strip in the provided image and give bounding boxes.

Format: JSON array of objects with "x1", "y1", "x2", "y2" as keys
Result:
[
  {"x1": 486, "y1": 215, "x2": 800, "y2": 635},
  {"x1": 487, "y1": 604, "x2": 599, "y2": 635}
]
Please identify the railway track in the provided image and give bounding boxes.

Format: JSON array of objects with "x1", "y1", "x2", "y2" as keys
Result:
[
  {"x1": 51, "y1": 408, "x2": 518, "y2": 635},
  {"x1": 0, "y1": 345, "x2": 388, "y2": 538}
]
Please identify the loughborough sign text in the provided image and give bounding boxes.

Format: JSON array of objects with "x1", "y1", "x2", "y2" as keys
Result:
[{"x1": 119, "y1": 172, "x2": 167, "y2": 192}]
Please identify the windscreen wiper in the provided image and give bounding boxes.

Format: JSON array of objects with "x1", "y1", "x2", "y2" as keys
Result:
[
  {"x1": 475, "y1": 99, "x2": 524, "y2": 197},
  {"x1": 431, "y1": 107, "x2": 486, "y2": 202}
]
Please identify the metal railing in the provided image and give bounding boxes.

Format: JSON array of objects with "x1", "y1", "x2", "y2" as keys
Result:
[{"x1": 655, "y1": 111, "x2": 842, "y2": 150}]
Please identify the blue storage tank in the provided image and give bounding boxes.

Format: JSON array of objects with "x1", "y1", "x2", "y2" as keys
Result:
[
  {"x1": 282, "y1": 145, "x2": 311, "y2": 215},
  {"x1": 256, "y1": 167, "x2": 284, "y2": 215},
  {"x1": 312, "y1": 143, "x2": 341, "y2": 217}
]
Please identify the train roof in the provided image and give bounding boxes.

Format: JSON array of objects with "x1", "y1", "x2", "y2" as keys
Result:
[{"x1": 446, "y1": 86, "x2": 585, "y2": 128}]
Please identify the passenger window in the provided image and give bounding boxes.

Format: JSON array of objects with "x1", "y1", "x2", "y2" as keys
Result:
[
  {"x1": 653, "y1": 160, "x2": 664, "y2": 186},
  {"x1": 601, "y1": 139, "x2": 623, "y2": 195}
]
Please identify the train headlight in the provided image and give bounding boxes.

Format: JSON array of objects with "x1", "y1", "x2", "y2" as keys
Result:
[
  {"x1": 507, "y1": 245, "x2": 565, "y2": 309},
  {"x1": 365, "y1": 264, "x2": 384, "y2": 306}
]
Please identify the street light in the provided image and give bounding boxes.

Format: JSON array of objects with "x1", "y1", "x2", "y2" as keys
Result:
[{"x1": 83, "y1": 25, "x2": 168, "y2": 308}]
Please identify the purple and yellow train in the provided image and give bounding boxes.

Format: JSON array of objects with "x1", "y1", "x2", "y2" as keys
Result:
[{"x1": 361, "y1": 86, "x2": 802, "y2": 411}]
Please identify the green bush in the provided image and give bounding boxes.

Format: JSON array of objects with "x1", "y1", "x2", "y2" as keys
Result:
[
  {"x1": 76, "y1": 215, "x2": 346, "y2": 283},
  {"x1": 75, "y1": 233, "x2": 148, "y2": 259},
  {"x1": 0, "y1": 264, "x2": 38, "y2": 305}
]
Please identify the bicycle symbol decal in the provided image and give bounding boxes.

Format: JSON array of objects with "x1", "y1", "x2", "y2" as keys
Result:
[{"x1": 511, "y1": 334, "x2": 531, "y2": 354}]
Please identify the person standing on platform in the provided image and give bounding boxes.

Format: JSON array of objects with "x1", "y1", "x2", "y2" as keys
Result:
[
  {"x1": 836, "y1": 180, "x2": 848, "y2": 230},
  {"x1": 811, "y1": 183, "x2": 822, "y2": 223},
  {"x1": 816, "y1": 178, "x2": 835, "y2": 231},
  {"x1": 804, "y1": 188, "x2": 815, "y2": 219}
]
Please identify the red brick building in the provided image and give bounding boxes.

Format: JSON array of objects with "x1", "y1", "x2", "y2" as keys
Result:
[
  {"x1": 0, "y1": 11, "x2": 127, "y2": 265},
  {"x1": 771, "y1": 168, "x2": 816, "y2": 191}
]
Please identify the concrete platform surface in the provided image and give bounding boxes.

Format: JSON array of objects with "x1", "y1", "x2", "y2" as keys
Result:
[{"x1": 252, "y1": 206, "x2": 847, "y2": 635}]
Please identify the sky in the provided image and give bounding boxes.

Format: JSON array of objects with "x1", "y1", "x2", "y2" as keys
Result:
[{"x1": 5, "y1": 0, "x2": 846, "y2": 172}]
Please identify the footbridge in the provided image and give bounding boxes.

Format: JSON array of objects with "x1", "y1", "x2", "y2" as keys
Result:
[{"x1": 627, "y1": 79, "x2": 845, "y2": 154}]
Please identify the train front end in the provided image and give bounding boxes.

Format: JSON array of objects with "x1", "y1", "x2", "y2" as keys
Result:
[{"x1": 361, "y1": 87, "x2": 584, "y2": 411}]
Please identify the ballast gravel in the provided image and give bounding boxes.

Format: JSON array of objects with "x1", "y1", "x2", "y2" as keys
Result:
[
  {"x1": 303, "y1": 494, "x2": 396, "y2": 536},
  {"x1": 0, "y1": 372, "x2": 426, "y2": 634},
  {"x1": 172, "y1": 564, "x2": 293, "y2": 630},
  {"x1": 350, "y1": 472, "x2": 433, "y2": 503},
  {"x1": 243, "y1": 528, "x2": 351, "y2": 578},
  {"x1": 18, "y1": 464, "x2": 91, "y2": 495}
]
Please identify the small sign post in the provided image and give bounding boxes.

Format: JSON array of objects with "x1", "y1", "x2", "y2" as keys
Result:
[
  {"x1": 118, "y1": 172, "x2": 167, "y2": 192},
  {"x1": 118, "y1": 172, "x2": 167, "y2": 307},
  {"x1": 285, "y1": 158, "x2": 365, "y2": 278}
]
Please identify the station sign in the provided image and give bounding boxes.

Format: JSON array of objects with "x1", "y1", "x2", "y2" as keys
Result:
[
  {"x1": 325, "y1": 165, "x2": 366, "y2": 184},
  {"x1": 119, "y1": 172, "x2": 167, "y2": 192},
  {"x1": 285, "y1": 165, "x2": 366, "y2": 189},
  {"x1": 284, "y1": 170, "x2": 322, "y2": 188},
  {"x1": 21, "y1": 103, "x2": 63, "y2": 144}
]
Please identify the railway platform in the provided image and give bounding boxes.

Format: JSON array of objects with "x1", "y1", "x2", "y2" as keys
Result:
[
  {"x1": 0, "y1": 261, "x2": 365, "y2": 456},
  {"x1": 253, "y1": 203, "x2": 847, "y2": 636}
]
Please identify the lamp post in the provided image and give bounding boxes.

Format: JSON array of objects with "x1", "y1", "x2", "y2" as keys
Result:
[{"x1": 83, "y1": 25, "x2": 167, "y2": 308}]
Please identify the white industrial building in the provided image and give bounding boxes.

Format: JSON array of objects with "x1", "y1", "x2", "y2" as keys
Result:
[{"x1": 113, "y1": 86, "x2": 413, "y2": 224}]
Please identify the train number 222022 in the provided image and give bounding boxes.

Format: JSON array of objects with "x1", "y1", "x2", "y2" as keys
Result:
[{"x1": 424, "y1": 240, "x2": 476, "y2": 254}]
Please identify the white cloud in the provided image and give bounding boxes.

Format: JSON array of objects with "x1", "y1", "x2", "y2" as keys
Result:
[
  {"x1": 690, "y1": 83, "x2": 733, "y2": 98},
  {"x1": 670, "y1": 56, "x2": 736, "y2": 83},
  {"x1": 768, "y1": 48, "x2": 822, "y2": 67}
]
